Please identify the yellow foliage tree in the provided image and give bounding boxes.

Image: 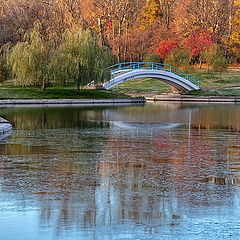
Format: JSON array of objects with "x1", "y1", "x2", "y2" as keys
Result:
[
  {"x1": 139, "y1": 0, "x2": 161, "y2": 29},
  {"x1": 230, "y1": 0, "x2": 240, "y2": 58}
]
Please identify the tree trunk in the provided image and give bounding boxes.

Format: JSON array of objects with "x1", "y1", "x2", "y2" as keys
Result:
[
  {"x1": 199, "y1": 57, "x2": 202, "y2": 69},
  {"x1": 98, "y1": 18, "x2": 106, "y2": 47},
  {"x1": 41, "y1": 79, "x2": 46, "y2": 91},
  {"x1": 77, "y1": 81, "x2": 80, "y2": 91}
]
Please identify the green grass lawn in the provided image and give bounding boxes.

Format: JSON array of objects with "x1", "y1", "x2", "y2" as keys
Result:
[
  {"x1": 112, "y1": 68, "x2": 240, "y2": 96},
  {"x1": 191, "y1": 69, "x2": 240, "y2": 87},
  {"x1": 111, "y1": 78, "x2": 172, "y2": 96},
  {"x1": 0, "y1": 68, "x2": 239, "y2": 98},
  {"x1": 189, "y1": 69, "x2": 240, "y2": 96},
  {"x1": 0, "y1": 86, "x2": 128, "y2": 99}
]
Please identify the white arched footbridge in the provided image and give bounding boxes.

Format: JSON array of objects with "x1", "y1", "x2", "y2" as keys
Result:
[{"x1": 103, "y1": 62, "x2": 200, "y2": 92}]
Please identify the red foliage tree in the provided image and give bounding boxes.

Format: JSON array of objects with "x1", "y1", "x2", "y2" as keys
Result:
[
  {"x1": 156, "y1": 39, "x2": 179, "y2": 59},
  {"x1": 184, "y1": 30, "x2": 214, "y2": 58}
]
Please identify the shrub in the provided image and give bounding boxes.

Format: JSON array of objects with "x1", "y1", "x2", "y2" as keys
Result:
[
  {"x1": 212, "y1": 55, "x2": 229, "y2": 74},
  {"x1": 164, "y1": 48, "x2": 191, "y2": 70},
  {"x1": 143, "y1": 53, "x2": 162, "y2": 63},
  {"x1": 202, "y1": 44, "x2": 229, "y2": 74}
]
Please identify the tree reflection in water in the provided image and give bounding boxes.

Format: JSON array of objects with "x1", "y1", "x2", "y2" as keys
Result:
[{"x1": 0, "y1": 104, "x2": 239, "y2": 239}]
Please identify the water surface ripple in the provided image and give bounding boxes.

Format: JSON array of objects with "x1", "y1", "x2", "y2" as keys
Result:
[{"x1": 0, "y1": 103, "x2": 240, "y2": 240}]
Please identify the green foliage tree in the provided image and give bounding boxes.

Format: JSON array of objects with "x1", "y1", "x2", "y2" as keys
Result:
[
  {"x1": 7, "y1": 23, "x2": 112, "y2": 91},
  {"x1": 143, "y1": 53, "x2": 162, "y2": 63},
  {"x1": 164, "y1": 48, "x2": 191, "y2": 70},
  {"x1": 201, "y1": 44, "x2": 219, "y2": 71},
  {"x1": 202, "y1": 44, "x2": 229, "y2": 74},
  {"x1": 212, "y1": 55, "x2": 229, "y2": 75},
  {"x1": 52, "y1": 30, "x2": 112, "y2": 91},
  {"x1": 0, "y1": 44, "x2": 11, "y2": 83},
  {"x1": 7, "y1": 22, "x2": 55, "y2": 90}
]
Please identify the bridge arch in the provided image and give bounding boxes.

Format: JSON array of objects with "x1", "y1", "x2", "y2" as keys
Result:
[{"x1": 103, "y1": 62, "x2": 200, "y2": 92}]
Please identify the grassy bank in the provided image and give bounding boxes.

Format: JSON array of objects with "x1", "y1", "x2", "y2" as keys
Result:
[
  {"x1": 0, "y1": 68, "x2": 239, "y2": 98},
  {"x1": 189, "y1": 68, "x2": 240, "y2": 96},
  {"x1": 112, "y1": 68, "x2": 240, "y2": 96},
  {"x1": 111, "y1": 78, "x2": 171, "y2": 96},
  {"x1": 0, "y1": 86, "x2": 128, "y2": 99}
]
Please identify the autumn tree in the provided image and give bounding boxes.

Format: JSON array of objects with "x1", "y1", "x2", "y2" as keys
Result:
[
  {"x1": 184, "y1": 30, "x2": 214, "y2": 65},
  {"x1": 110, "y1": 28, "x2": 152, "y2": 62},
  {"x1": 156, "y1": 39, "x2": 179, "y2": 60},
  {"x1": 173, "y1": 0, "x2": 233, "y2": 46},
  {"x1": 1, "y1": 0, "x2": 240, "y2": 65},
  {"x1": 0, "y1": 0, "x2": 28, "y2": 45},
  {"x1": 139, "y1": 0, "x2": 176, "y2": 29},
  {"x1": 229, "y1": 0, "x2": 240, "y2": 61},
  {"x1": 139, "y1": 0, "x2": 161, "y2": 29},
  {"x1": 0, "y1": 0, "x2": 86, "y2": 45},
  {"x1": 88, "y1": 0, "x2": 143, "y2": 43}
]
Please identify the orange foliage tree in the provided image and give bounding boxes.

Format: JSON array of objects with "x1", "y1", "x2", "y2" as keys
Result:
[
  {"x1": 156, "y1": 39, "x2": 179, "y2": 60},
  {"x1": 184, "y1": 30, "x2": 214, "y2": 63}
]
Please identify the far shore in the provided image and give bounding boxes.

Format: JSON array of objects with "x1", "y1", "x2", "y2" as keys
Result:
[{"x1": 0, "y1": 68, "x2": 239, "y2": 103}]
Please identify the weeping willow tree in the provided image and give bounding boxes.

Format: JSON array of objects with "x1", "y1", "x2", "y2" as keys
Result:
[
  {"x1": 52, "y1": 30, "x2": 113, "y2": 91},
  {"x1": 7, "y1": 23, "x2": 112, "y2": 91},
  {"x1": 7, "y1": 22, "x2": 55, "y2": 90},
  {"x1": 0, "y1": 44, "x2": 11, "y2": 83}
]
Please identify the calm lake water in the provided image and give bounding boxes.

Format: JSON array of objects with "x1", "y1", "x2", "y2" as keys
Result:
[{"x1": 0, "y1": 103, "x2": 240, "y2": 240}]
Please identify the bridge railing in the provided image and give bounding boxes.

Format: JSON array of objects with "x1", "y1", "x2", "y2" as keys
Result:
[{"x1": 104, "y1": 62, "x2": 200, "y2": 87}]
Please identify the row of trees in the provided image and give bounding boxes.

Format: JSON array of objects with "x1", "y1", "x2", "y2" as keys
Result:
[
  {"x1": 1, "y1": 0, "x2": 239, "y2": 58},
  {"x1": 0, "y1": 0, "x2": 239, "y2": 88},
  {"x1": 5, "y1": 24, "x2": 112, "y2": 90}
]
